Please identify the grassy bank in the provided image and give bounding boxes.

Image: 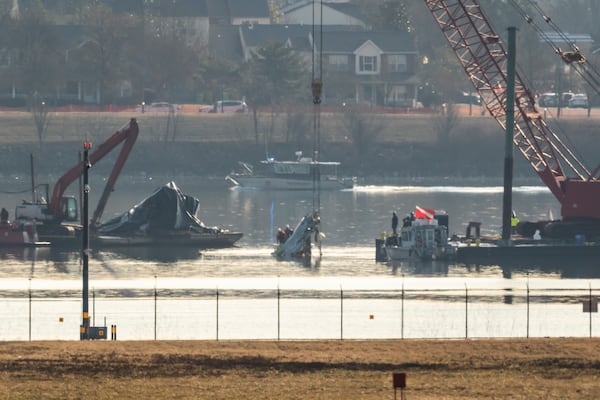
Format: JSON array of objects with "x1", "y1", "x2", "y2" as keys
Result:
[
  {"x1": 1, "y1": 109, "x2": 599, "y2": 184},
  {"x1": 0, "y1": 339, "x2": 598, "y2": 399}
]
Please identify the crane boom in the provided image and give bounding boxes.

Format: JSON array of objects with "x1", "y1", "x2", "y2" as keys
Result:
[
  {"x1": 49, "y1": 118, "x2": 139, "y2": 225},
  {"x1": 423, "y1": 0, "x2": 600, "y2": 220}
]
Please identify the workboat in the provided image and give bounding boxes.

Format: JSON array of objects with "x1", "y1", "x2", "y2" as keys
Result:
[
  {"x1": 379, "y1": 206, "x2": 456, "y2": 262},
  {"x1": 225, "y1": 151, "x2": 356, "y2": 190},
  {"x1": 94, "y1": 181, "x2": 242, "y2": 249}
]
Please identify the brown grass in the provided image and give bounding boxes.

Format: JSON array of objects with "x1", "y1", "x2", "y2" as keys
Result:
[
  {"x1": 1, "y1": 105, "x2": 597, "y2": 145},
  {"x1": 0, "y1": 339, "x2": 598, "y2": 399}
]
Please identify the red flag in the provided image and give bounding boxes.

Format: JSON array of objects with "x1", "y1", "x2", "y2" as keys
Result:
[{"x1": 415, "y1": 206, "x2": 435, "y2": 220}]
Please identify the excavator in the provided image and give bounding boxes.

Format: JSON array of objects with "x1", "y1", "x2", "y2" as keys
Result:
[
  {"x1": 14, "y1": 118, "x2": 139, "y2": 244},
  {"x1": 422, "y1": 0, "x2": 600, "y2": 238}
]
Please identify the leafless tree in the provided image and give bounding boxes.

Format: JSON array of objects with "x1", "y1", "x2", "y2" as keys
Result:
[
  {"x1": 284, "y1": 109, "x2": 311, "y2": 148},
  {"x1": 30, "y1": 92, "x2": 49, "y2": 145},
  {"x1": 79, "y1": 3, "x2": 139, "y2": 104},
  {"x1": 9, "y1": 6, "x2": 60, "y2": 98},
  {"x1": 433, "y1": 103, "x2": 459, "y2": 144},
  {"x1": 342, "y1": 106, "x2": 383, "y2": 156}
]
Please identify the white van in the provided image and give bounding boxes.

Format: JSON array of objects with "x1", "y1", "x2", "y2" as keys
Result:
[{"x1": 200, "y1": 100, "x2": 247, "y2": 113}]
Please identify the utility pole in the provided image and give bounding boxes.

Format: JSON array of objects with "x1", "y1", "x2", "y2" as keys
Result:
[{"x1": 80, "y1": 142, "x2": 92, "y2": 340}]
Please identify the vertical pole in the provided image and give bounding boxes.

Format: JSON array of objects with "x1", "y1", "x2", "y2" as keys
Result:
[
  {"x1": 590, "y1": 284, "x2": 593, "y2": 338},
  {"x1": 92, "y1": 288, "x2": 96, "y2": 326},
  {"x1": 465, "y1": 284, "x2": 468, "y2": 339},
  {"x1": 277, "y1": 285, "x2": 280, "y2": 341},
  {"x1": 30, "y1": 154, "x2": 35, "y2": 202},
  {"x1": 401, "y1": 278, "x2": 405, "y2": 339},
  {"x1": 80, "y1": 142, "x2": 92, "y2": 340},
  {"x1": 28, "y1": 278, "x2": 32, "y2": 341},
  {"x1": 526, "y1": 277, "x2": 530, "y2": 338},
  {"x1": 501, "y1": 27, "x2": 516, "y2": 243},
  {"x1": 340, "y1": 286, "x2": 343, "y2": 340},
  {"x1": 154, "y1": 275, "x2": 157, "y2": 340},
  {"x1": 216, "y1": 287, "x2": 219, "y2": 341}
]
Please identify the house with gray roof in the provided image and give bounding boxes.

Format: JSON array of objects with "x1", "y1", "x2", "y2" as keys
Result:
[
  {"x1": 231, "y1": 24, "x2": 419, "y2": 106},
  {"x1": 282, "y1": 1, "x2": 367, "y2": 29},
  {"x1": 321, "y1": 30, "x2": 419, "y2": 106}
]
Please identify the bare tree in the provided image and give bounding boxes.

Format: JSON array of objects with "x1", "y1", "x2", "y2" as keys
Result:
[
  {"x1": 342, "y1": 106, "x2": 383, "y2": 156},
  {"x1": 433, "y1": 103, "x2": 459, "y2": 144},
  {"x1": 9, "y1": 6, "x2": 60, "y2": 98},
  {"x1": 80, "y1": 3, "x2": 139, "y2": 104},
  {"x1": 30, "y1": 92, "x2": 49, "y2": 145},
  {"x1": 284, "y1": 109, "x2": 311, "y2": 148},
  {"x1": 142, "y1": 31, "x2": 199, "y2": 102}
]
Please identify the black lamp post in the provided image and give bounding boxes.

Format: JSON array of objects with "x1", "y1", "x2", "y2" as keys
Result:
[{"x1": 80, "y1": 141, "x2": 92, "y2": 339}]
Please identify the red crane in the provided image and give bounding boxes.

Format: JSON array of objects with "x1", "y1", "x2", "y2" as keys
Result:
[
  {"x1": 17, "y1": 118, "x2": 139, "y2": 228},
  {"x1": 423, "y1": 0, "x2": 600, "y2": 223}
]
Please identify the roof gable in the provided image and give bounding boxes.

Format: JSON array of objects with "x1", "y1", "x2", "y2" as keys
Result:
[
  {"x1": 321, "y1": 31, "x2": 417, "y2": 54},
  {"x1": 354, "y1": 40, "x2": 382, "y2": 56}
]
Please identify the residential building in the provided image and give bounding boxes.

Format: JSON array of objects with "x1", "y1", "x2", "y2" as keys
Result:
[
  {"x1": 281, "y1": 0, "x2": 367, "y2": 29},
  {"x1": 232, "y1": 24, "x2": 419, "y2": 106}
]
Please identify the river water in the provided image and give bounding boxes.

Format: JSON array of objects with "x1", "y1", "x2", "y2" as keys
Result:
[{"x1": 1, "y1": 178, "x2": 598, "y2": 340}]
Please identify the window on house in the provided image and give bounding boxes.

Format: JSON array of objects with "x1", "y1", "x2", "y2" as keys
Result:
[
  {"x1": 359, "y1": 55, "x2": 377, "y2": 73},
  {"x1": 388, "y1": 54, "x2": 407, "y2": 72},
  {"x1": 328, "y1": 55, "x2": 349, "y2": 72}
]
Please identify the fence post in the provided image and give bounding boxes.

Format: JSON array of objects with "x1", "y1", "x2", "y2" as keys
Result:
[
  {"x1": 28, "y1": 278, "x2": 32, "y2": 341},
  {"x1": 401, "y1": 279, "x2": 405, "y2": 339},
  {"x1": 526, "y1": 278, "x2": 530, "y2": 338},
  {"x1": 216, "y1": 287, "x2": 219, "y2": 341},
  {"x1": 154, "y1": 276, "x2": 157, "y2": 340},
  {"x1": 589, "y1": 283, "x2": 593, "y2": 338},
  {"x1": 465, "y1": 283, "x2": 468, "y2": 339},
  {"x1": 340, "y1": 285, "x2": 343, "y2": 340}
]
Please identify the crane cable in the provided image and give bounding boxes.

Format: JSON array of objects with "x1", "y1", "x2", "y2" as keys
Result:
[
  {"x1": 311, "y1": 0, "x2": 323, "y2": 217},
  {"x1": 505, "y1": 0, "x2": 593, "y2": 174},
  {"x1": 507, "y1": 0, "x2": 600, "y2": 95}
]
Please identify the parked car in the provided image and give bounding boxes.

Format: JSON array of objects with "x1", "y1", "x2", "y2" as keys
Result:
[
  {"x1": 453, "y1": 91, "x2": 481, "y2": 105},
  {"x1": 200, "y1": 100, "x2": 247, "y2": 113},
  {"x1": 136, "y1": 102, "x2": 178, "y2": 113},
  {"x1": 568, "y1": 93, "x2": 589, "y2": 109},
  {"x1": 537, "y1": 92, "x2": 578, "y2": 108},
  {"x1": 538, "y1": 92, "x2": 558, "y2": 107}
]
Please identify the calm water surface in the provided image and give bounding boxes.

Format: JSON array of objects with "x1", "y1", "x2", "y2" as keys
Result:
[
  {"x1": 0, "y1": 178, "x2": 597, "y2": 282},
  {"x1": 2, "y1": 179, "x2": 600, "y2": 340}
]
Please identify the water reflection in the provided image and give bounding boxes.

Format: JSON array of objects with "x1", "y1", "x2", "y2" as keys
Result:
[
  {"x1": 1, "y1": 183, "x2": 598, "y2": 280},
  {"x1": 93, "y1": 247, "x2": 201, "y2": 263}
]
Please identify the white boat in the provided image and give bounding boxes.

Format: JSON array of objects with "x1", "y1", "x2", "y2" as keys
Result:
[
  {"x1": 382, "y1": 206, "x2": 457, "y2": 261},
  {"x1": 225, "y1": 151, "x2": 356, "y2": 190}
]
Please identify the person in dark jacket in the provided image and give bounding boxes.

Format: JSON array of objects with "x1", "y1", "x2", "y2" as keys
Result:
[{"x1": 392, "y1": 211, "x2": 398, "y2": 236}]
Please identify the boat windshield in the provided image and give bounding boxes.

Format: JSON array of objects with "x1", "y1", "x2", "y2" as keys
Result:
[{"x1": 272, "y1": 163, "x2": 311, "y2": 175}]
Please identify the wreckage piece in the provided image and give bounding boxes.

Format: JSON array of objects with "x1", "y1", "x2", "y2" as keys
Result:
[
  {"x1": 273, "y1": 213, "x2": 322, "y2": 260},
  {"x1": 95, "y1": 181, "x2": 242, "y2": 248}
]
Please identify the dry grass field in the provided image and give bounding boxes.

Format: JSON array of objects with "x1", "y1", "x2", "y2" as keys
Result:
[
  {"x1": 0, "y1": 339, "x2": 598, "y2": 399},
  {"x1": 0, "y1": 104, "x2": 597, "y2": 145}
]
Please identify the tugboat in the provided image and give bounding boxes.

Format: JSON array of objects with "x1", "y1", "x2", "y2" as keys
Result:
[{"x1": 379, "y1": 206, "x2": 456, "y2": 262}]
